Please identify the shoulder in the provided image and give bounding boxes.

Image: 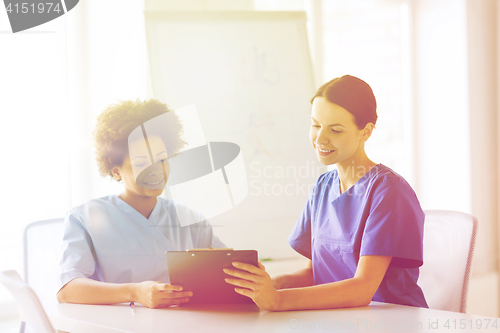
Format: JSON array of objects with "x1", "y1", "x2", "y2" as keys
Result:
[
  {"x1": 368, "y1": 164, "x2": 414, "y2": 194},
  {"x1": 314, "y1": 169, "x2": 336, "y2": 190},
  {"x1": 366, "y1": 165, "x2": 422, "y2": 214},
  {"x1": 66, "y1": 195, "x2": 119, "y2": 226},
  {"x1": 303, "y1": 170, "x2": 337, "y2": 202},
  {"x1": 319, "y1": 169, "x2": 337, "y2": 182},
  {"x1": 69, "y1": 195, "x2": 117, "y2": 214}
]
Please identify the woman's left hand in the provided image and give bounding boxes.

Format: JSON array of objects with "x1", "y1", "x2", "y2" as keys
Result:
[{"x1": 223, "y1": 261, "x2": 282, "y2": 311}]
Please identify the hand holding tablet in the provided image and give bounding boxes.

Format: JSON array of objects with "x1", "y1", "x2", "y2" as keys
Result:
[
  {"x1": 131, "y1": 280, "x2": 193, "y2": 308},
  {"x1": 166, "y1": 249, "x2": 258, "y2": 304},
  {"x1": 223, "y1": 260, "x2": 282, "y2": 311}
]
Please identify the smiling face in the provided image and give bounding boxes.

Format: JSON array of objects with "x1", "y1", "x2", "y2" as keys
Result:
[
  {"x1": 309, "y1": 97, "x2": 373, "y2": 166},
  {"x1": 112, "y1": 135, "x2": 170, "y2": 199}
]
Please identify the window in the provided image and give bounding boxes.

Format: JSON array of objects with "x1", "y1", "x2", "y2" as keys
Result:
[
  {"x1": 321, "y1": 0, "x2": 413, "y2": 182},
  {"x1": 0, "y1": 12, "x2": 70, "y2": 302},
  {"x1": 255, "y1": 0, "x2": 413, "y2": 183}
]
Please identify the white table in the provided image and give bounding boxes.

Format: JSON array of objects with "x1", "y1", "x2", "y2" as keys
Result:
[{"x1": 37, "y1": 301, "x2": 500, "y2": 333}]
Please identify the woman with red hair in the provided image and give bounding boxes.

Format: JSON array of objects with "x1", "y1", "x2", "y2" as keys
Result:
[{"x1": 224, "y1": 75, "x2": 428, "y2": 311}]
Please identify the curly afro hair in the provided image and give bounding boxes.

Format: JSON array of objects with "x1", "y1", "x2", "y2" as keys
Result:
[{"x1": 93, "y1": 99, "x2": 186, "y2": 180}]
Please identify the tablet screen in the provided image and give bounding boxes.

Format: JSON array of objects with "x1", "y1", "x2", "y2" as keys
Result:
[{"x1": 166, "y1": 250, "x2": 258, "y2": 304}]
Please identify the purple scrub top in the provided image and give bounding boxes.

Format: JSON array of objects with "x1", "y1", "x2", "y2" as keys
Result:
[{"x1": 289, "y1": 164, "x2": 428, "y2": 308}]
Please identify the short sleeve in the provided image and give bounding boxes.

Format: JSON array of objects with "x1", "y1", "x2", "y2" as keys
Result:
[
  {"x1": 360, "y1": 175, "x2": 425, "y2": 268},
  {"x1": 288, "y1": 174, "x2": 326, "y2": 259},
  {"x1": 57, "y1": 209, "x2": 97, "y2": 292}
]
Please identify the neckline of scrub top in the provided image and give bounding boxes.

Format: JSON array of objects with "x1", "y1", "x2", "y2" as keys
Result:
[
  {"x1": 333, "y1": 163, "x2": 384, "y2": 199},
  {"x1": 111, "y1": 194, "x2": 161, "y2": 226}
]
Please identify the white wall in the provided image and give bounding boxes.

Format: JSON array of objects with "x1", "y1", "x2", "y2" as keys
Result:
[
  {"x1": 466, "y1": 0, "x2": 498, "y2": 277},
  {"x1": 412, "y1": 0, "x2": 470, "y2": 213},
  {"x1": 464, "y1": 0, "x2": 498, "y2": 316},
  {"x1": 413, "y1": 0, "x2": 499, "y2": 316}
]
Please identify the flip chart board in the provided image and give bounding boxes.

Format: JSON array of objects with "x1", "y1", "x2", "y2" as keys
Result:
[{"x1": 145, "y1": 11, "x2": 324, "y2": 259}]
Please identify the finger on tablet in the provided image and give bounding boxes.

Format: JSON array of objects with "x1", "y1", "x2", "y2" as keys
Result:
[
  {"x1": 164, "y1": 291, "x2": 193, "y2": 299},
  {"x1": 225, "y1": 278, "x2": 254, "y2": 290},
  {"x1": 223, "y1": 268, "x2": 258, "y2": 282},
  {"x1": 161, "y1": 283, "x2": 183, "y2": 292},
  {"x1": 232, "y1": 261, "x2": 262, "y2": 275}
]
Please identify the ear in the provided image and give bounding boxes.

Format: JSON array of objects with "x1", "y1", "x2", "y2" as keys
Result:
[
  {"x1": 111, "y1": 166, "x2": 121, "y2": 181},
  {"x1": 360, "y1": 123, "x2": 375, "y2": 142}
]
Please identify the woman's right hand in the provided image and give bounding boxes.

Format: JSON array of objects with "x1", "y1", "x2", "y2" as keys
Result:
[{"x1": 132, "y1": 281, "x2": 192, "y2": 308}]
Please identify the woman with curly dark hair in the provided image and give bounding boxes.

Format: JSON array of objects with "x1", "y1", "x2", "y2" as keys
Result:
[{"x1": 56, "y1": 99, "x2": 225, "y2": 308}]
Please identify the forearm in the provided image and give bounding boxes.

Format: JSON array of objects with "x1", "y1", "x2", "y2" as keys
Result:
[
  {"x1": 273, "y1": 267, "x2": 314, "y2": 289},
  {"x1": 226, "y1": 256, "x2": 390, "y2": 312},
  {"x1": 57, "y1": 277, "x2": 136, "y2": 305},
  {"x1": 276, "y1": 277, "x2": 373, "y2": 311}
]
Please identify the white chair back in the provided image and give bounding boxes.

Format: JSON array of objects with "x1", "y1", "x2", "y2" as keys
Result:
[
  {"x1": 23, "y1": 218, "x2": 65, "y2": 307},
  {"x1": 418, "y1": 210, "x2": 477, "y2": 313},
  {"x1": 22, "y1": 218, "x2": 64, "y2": 333},
  {"x1": 0, "y1": 270, "x2": 54, "y2": 333}
]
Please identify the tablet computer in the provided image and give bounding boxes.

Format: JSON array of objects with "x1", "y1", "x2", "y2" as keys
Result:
[{"x1": 165, "y1": 249, "x2": 258, "y2": 304}]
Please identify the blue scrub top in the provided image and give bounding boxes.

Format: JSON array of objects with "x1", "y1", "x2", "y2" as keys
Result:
[
  {"x1": 57, "y1": 195, "x2": 226, "y2": 291},
  {"x1": 289, "y1": 164, "x2": 428, "y2": 308}
]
